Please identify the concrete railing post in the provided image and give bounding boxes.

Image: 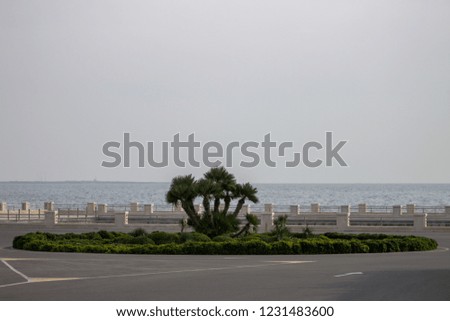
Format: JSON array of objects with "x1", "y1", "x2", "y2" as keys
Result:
[
  {"x1": 115, "y1": 212, "x2": 129, "y2": 228},
  {"x1": 44, "y1": 202, "x2": 55, "y2": 211},
  {"x1": 130, "y1": 202, "x2": 139, "y2": 213},
  {"x1": 445, "y1": 206, "x2": 450, "y2": 214},
  {"x1": 98, "y1": 204, "x2": 108, "y2": 214},
  {"x1": 22, "y1": 202, "x2": 30, "y2": 211},
  {"x1": 0, "y1": 202, "x2": 6, "y2": 213},
  {"x1": 414, "y1": 213, "x2": 427, "y2": 231},
  {"x1": 290, "y1": 205, "x2": 300, "y2": 215},
  {"x1": 260, "y1": 213, "x2": 274, "y2": 233},
  {"x1": 264, "y1": 203, "x2": 274, "y2": 214},
  {"x1": 358, "y1": 203, "x2": 367, "y2": 214},
  {"x1": 340, "y1": 205, "x2": 351, "y2": 214},
  {"x1": 406, "y1": 204, "x2": 416, "y2": 215},
  {"x1": 45, "y1": 211, "x2": 58, "y2": 226},
  {"x1": 311, "y1": 203, "x2": 320, "y2": 213},
  {"x1": 86, "y1": 202, "x2": 97, "y2": 215},
  {"x1": 259, "y1": 204, "x2": 275, "y2": 233},
  {"x1": 336, "y1": 213, "x2": 350, "y2": 232},
  {"x1": 393, "y1": 205, "x2": 402, "y2": 216},
  {"x1": 144, "y1": 204, "x2": 154, "y2": 214}
]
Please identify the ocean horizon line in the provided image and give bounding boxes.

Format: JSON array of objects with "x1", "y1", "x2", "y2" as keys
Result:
[{"x1": 1, "y1": 180, "x2": 450, "y2": 185}]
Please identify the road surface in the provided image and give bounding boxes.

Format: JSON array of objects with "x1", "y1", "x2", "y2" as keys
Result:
[{"x1": 0, "y1": 226, "x2": 449, "y2": 300}]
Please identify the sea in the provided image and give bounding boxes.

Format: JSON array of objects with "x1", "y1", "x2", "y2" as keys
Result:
[{"x1": 0, "y1": 182, "x2": 449, "y2": 209}]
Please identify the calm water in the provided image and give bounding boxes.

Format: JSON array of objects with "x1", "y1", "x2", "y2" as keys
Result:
[{"x1": 0, "y1": 182, "x2": 449, "y2": 208}]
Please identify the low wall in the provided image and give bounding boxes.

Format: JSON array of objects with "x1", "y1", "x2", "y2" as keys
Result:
[{"x1": 1, "y1": 209, "x2": 448, "y2": 234}]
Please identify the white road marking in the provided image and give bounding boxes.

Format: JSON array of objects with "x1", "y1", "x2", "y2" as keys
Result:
[
  {"x1": 1, "y1": 259, "x2": 30, "y2": 282},
  {"x1": 0, "y1": 281, "x2": 29, "y2": 289},
  {"x1": 0, "y1": 259, "x2": 80, "y2": 289},
  {"x1": 79, "y1": 261, "x2": 315, "y2": 281},
  {"x1": 0, "y1": 258, "x2": 52, "y2": 261},
  {"x1": 265, "y1": 261, "x2": 315, "y2": 264},
  {"x1": 29, "y1": 277, "x2": 80, "y2": 283},
  {"x1": 0, "y1": 259, "x2": 315, "y2": 288},
  {"x1": 334, "y1": 272, "x2": 364, "y2": 278}
]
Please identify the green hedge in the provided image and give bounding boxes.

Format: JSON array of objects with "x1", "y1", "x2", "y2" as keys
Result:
[{"x1": 12, "y1": 231, "x2": 438, "y2": 255}]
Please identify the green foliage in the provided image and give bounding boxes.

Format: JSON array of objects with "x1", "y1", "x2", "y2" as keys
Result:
[
  {"x1": 271, "y1": 240, "x2": 294, "y2": 254},
  {"x1": 12, "y1": 231, "x2": 438, "y2": 255},
  {"x1": 303, "y1": 226, "x2": 314, "y2": 238},
  {"x1": 234, "y1": 214, "x2": 260, "y2": 237},
  {"x1": 148, "y1": 231, "x2": 180, "y2": 245},
  {"x1": 166, "y1": 167, "x2": 259, "y2": 237},
  {"x1": 195, "y1": 211, "x2": 240, "y2": 237},
  {"x1": 128, "y1": 228, "x2": 148, "y2": 238},
  {"x1": 254, "y1": 233, "x2": 277, "y2": 243},
  {"x1": 179, "y1": 232, "x2": 211, "y2": 243},
  {"x1": 212, "y1": 235, "x2": 234, "y2": 242},
  {"x1": 273, "y1": 215, "x2": 290, "y2": 240}
]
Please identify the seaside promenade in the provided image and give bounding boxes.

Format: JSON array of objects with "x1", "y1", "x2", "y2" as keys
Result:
[{"x1": 1, "y1": 201, "x2": 450, "y2": 234}]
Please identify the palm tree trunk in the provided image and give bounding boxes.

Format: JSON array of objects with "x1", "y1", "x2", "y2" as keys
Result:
[
  {"x1": 233, "y1": 223, "x2": 250, "y2": 238},
  {"x1": 214, "y1": 197, "x2": 220, "y2": 213},
  {"x1": 222, "y1": 193, "x2": 231, "y2": 215},
  {"x1": 233, "y1": 198, "x2": 246, "y2": 217},
  {"x1": 182, "y1": 201, "x2": 200, "y2": 227},
  {"x1": 202, "y1": 197, "x2": 211, "y2": 216}
]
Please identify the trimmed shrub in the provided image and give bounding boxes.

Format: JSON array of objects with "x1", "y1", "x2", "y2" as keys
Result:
[
  {"x1": 182, "y1": 241, "x2": 222, "y2": 255},
  {"x1": 242, "y1": 240, "x2": 271, "y2": 254},
  {"x1": 212, "y1": 235, "x2": 234, "y2": 242},
  {"x1": 11, "y1": 231, "x2": 438, "y2": 255},
  {"x1": 98, "y1": 230, "x2": 114, "y2": 239},
  {"x1": 349, "y1": 240, "x2": 370, "y2": 253},
  {"x1": 179, "y1": 232, "x2": 211, "y2": 243},
  {"x1": 300, "y1": 239, "x2": 319, "y2": 254},
  {"x1": 331, "y1": 240, "x2": 352, "y2": 254},
  {"x1": 129, "y1": 228, "x2": 148, "y2": 238},
  {"x1": 250, "y1": 233, "x2": 276, "y2": 243},
  {"x1": 271, "y1": 240, "x2": 293, "y2": 254},
  {"x1": 148, "y1": 231, "x2": 180, "y2": 245}
]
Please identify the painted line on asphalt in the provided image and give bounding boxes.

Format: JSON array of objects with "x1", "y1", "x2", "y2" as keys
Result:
[
  {"x1": 0, "y1": 260, "x2": 315, "y2": 289},
  {"x1": 0, "y1": 281, "x2": 30, "y2": 289},
  {"x1": 0, "y1": 257, "x2": 56, "y2": 261},
  {"x1": 334, "y1": 272, "x2": 364, "y2": 278},
  {"x1": 0, "y1": 259, "x2": 80, "y2": 289},
  {"x1": 265, "y1": 261, "x2": 315, "y2": 264},
  {"x1": 28, "y1": 277, "x2": 81, "y2": 283},
  {"x1": 1, "y1": 259, "x2": 29, "y2": 282},
  {"x1": 79, "y1": 261, "x2": 316, "y2": 282}
]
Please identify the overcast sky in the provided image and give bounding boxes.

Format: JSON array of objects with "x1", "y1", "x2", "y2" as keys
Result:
[{"x1": 1, "y1": 0, "x2": 449, "y2": 183}]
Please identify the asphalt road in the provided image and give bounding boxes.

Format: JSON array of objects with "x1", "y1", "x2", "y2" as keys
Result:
[{"x1": 0, "y1": 226, "x2": 449, "y2": 300}]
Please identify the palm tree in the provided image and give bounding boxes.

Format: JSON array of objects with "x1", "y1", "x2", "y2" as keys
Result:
[
  {"x1": 204, "y1": 167, "x2": 236, "y2": 213},
  {"x1": 165, "y1": 175, "x2": 200, "y2": 226},
  {"x1": 232, "y1": 183, "x2": 259, "y2": 217},
  {"x1": 234, "y1": 214, "x2": 260, "y2": 237},
  {"x1": 166, "y1": 168, "x2": 259, "y2": 237},
  {"x1": 195, "y1": 178, "x2": 216, "y2": 215}
]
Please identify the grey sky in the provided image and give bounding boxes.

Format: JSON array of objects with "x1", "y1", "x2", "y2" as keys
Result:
[{"x1": 1, "y1": 0, "x2": 449, "y2": 183}]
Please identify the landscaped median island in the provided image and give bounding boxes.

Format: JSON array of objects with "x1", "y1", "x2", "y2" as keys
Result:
[{"x1": 12, "y1": 230, "x2": 438, "y2": 255}]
